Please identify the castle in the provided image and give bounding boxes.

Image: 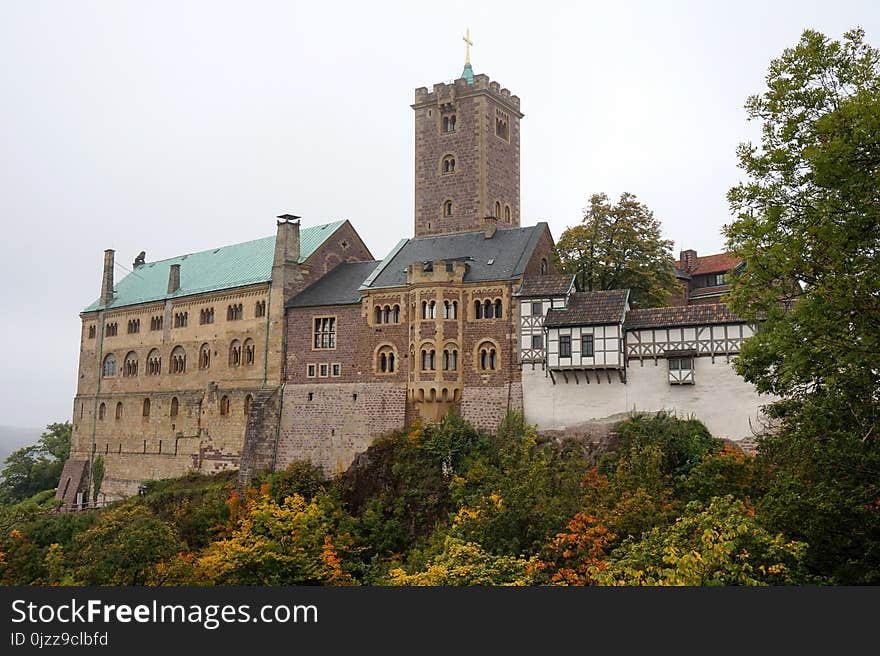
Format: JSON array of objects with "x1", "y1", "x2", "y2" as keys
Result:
[{"x1": 56, "y1": 52, "x2": 772, "y2": 507}]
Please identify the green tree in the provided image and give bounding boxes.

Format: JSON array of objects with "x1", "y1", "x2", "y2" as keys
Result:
[
  {"x1": 725, "y1": 27, "x2": 880, "y2": 584},
  {"x1": 73, "y1": 505, "x2": 181, "y2": 585},
  {"x1": 556, "y1": 192, "x2": 677, "y2": 308},
  {"x1": 596, "y1": 496, "x2": 812, "y2": 586},
  {"x1": 388, "y1": 536, "x2": 536, "y2": 586},
  {"x1": 0, "y1": 422, "x2": 72, "y2": 504},
  {"x1": 725, "y1": 28, "x2": 880, "y2": 435}
]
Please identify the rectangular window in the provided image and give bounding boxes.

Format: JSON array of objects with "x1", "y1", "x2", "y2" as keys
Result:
[
  {"x1": 531, "y1": 301, "x2": 542, "y2": 316},
  {"x1": 559, "y1": 335, "x2": 571, "y2": 358},
  {"x1": 331, "y1": 363, "x2": 341, "y2": 377},
  {"x1": 313, "y1": 317, "x2": 336, "y2": 349},
  {"x1": 319, "y1": 363, "x2": 329, "y2": 377},
  {"x1": 531, "y1": 334, "x2": 543, "y2": 350},
  {"x1": 307, "y1": 364, "x2": 316, "y2": 378},
  {"x1": 715, "y1": 273, "x2": 727, "y2": 286},
  {"x1": 88, "y1": 325, "x2": 96, "y2": 339},
  {"x1": 581, "y1": 334, "x2": 594, "y2": 357}
]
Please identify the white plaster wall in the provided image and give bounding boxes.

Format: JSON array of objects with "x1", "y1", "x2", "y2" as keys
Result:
[{"x1": 522, "y1": 357, "x2": 774, "y2": 440}]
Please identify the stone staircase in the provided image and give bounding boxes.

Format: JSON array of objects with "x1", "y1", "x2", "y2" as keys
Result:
[{"x1": 237, "y1": 385, "x2": 282, "y2": 491}]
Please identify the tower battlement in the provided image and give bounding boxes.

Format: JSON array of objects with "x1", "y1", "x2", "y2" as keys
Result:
[{"x1": 413, "y1": 74, "x2": 522, "y2": 114}]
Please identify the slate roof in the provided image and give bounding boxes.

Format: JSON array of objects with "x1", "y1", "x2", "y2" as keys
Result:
[
  {"x1": 624, "y1": 303, "x2": 744, "y2": 330},
  {"x1": 514, "y1": 273, "x2": 577, "y2": 298},
  {"x1": 544, "y1": 289, "x2": 630, "y2": 327},
  {"x1": 83, "y1": 221, "x2": 345, "y2": 312},
  {"x1": 287, "y1": 260, "x2": 380, "y2": 308},
  {"x1": 363, "y1": 225, "x2": 548, "y2": 289}
]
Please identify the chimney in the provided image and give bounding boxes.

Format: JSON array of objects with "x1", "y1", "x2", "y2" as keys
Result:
[
  {"x1": 100, "y1": 249, "x2": 115, "y2": 306},
  {"x1": 274, "y1": 214, "x2": 301, "y2": 267},
  {"x1": 680, "y1": 249, "x2": 697, "y2": 273},
  {"x1": 483, "y1": 216, "x2": 498, "y2": 239},
  {"x1": 167, "y1": 264, "x2": 181, "y2": 293}
]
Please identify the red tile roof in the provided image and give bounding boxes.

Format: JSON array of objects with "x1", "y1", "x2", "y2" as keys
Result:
[
  {"x1": 689, "y1": 253, "x2": 741, "y2": 275},
  {"x1": 515, "y1": 273, "x2": 576, "y2": 298},
  {"x1": 624, "y1": 303, "x2": 744, "y2": 329},
  {"x1": 545, "y1": 289, "x2": 629, "y2": 327}
]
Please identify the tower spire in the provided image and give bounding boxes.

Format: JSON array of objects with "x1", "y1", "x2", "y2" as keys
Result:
[{"x1": 461, "y1": 28, "x2": 474, "y2": 84}]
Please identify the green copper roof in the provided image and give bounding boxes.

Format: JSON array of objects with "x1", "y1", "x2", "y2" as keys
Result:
[
  {"x1": 84, "y1": 220, "x2": 345, "y2": 312},
  {"x1": 461, "y1": 62, "x2": 474, "y2": 84}
]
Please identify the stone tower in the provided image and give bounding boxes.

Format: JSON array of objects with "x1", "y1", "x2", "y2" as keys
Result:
[{"x1": 412, "y1": 62, "x2": 523, "y2": 237}]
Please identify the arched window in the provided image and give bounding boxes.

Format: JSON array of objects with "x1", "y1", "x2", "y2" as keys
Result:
[
  {"x1": 147, "y1": 349, "x2": 161, "y2": 376},
  {"x1": 244, "y1": 338, "x2": 255, "y2": 366},
  {"x1": 383, "y1": 305, "x2": 391, "y2": 323},
  {"x1": 443, "y1": 200, "x2": 453, "y2": 217},
  {"x1": 442, "y1": 155, "x2": 456, "y2": 174},
  {"x1": 375, "y1": 306, "x2": 382, "y2": 324},
  {"x1": 429, "y1": 301, "x2": 436, "y2": 319},
  {"x1": 541, "y1": 258, "x2": 548, "y2": 275},
  {"x1": 102, "y1": 354, "x2": 117, "y2": 378},
  {"x1": 219, "y1": 395, "x2": 230, "y2": 416},
  {"x1": 421, "y1": 348, "x2": 436, "y2": 371},
  {"x1": 377, "y1": 345, "x2": 397, "y2": 374},
  {"x1": 229, "y1": 340, "x2": 241, "y2": 367},
  {"x1": 123, "y1": 351, "x2": 138, "y2": 377},
  {"x1": 484, "y1": 299, "x2": 494, "y2": 319},
  {"x1": 227, "y1": 304, "x2": 243, "y2": 321},
  {"x1": 142, "y1": 398, "x2": 151, "y2": 418},
  {"x1": 495, "y1": 201, "x2": 501, "y2": 218},
  {"x1": 98, "y1": 402, "x2": 106, "y2": 420},
  {"x1": 443, "y1": 300, "x2": 451, "y2": 319},
  {"x1": 478, "y1": 342, "x2": 498, "y2": 371},
  {"x1": 170, "y1": 397, "x2": 179, "y2": 417},
  {"x1": 244, "y1": 394, "x2": 253, "y2": 415},
  {"x1": 392, "y1": 305, "x2": 400, "y2": 323},
  {"x1": 504, "y1": 205, "x2": 511, "y2": 223},
  {"x1": 199, "y1": 343, "x2": 211, "y2": 370},
  {"x1": 421, "y1": 301, "x2": 428, "y2": 320},
  {"x1": 170, "y1": 346, "x2": 186, "y2": 374},
  {"x1": 443, "y1": 349, "x2": 458, "y2": 371},
  {"x1": 255, "y1": 300, "x2": 266, "y2": 318},
  {"x1": 494, "y1": 299, "x2": 503, "y2": 319},
  {"x1": 115, "y1": 402, "x2": 123, "y2": 420},
  {"x1": 474, "y1": 300, "x2": 483, "y2": 319}
]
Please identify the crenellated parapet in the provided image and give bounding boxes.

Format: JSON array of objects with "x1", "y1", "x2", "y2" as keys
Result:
[{"x1": 413, "y1": 73, "x2": 522, "y2": 116}]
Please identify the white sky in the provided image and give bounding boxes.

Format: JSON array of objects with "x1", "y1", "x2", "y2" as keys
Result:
[{"x1": 1, "y1": 0, "x2": 878, "y2": 427}]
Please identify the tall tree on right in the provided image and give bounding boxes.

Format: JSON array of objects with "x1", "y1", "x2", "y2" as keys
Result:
[{"x1": 725, "y1": 28, "x2": 880, "y2": 583}]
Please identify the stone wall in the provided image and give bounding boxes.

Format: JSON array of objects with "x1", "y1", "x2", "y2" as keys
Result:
[{"x1": 277, "y1": 382, "x2": 407, "y2": 476}]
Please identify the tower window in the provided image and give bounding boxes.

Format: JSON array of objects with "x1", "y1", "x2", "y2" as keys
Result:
[
  {"x1": 495, "y1": 109, "x2": 510, "y2": 141},
  {"x1": 504, "y1": 205, "x2": 511, "y2": 223},
  {"x1": 220, "y1": 395, "x2": 230, "y2": 416},
  {"x1": 442, "y1": 155, "x2": 456, "y2": 174},
  {"x1": 442, "y1": 114, "x2": 457, "y2": 132},
  {"x1": 494, "y1": 201, "x2": 501, "y2": 218},
  {"x1": 443, "y1": 200, "x2": 453, "y2": 217},
  {"x1": 88, "y1": 325, "x2": 96, "y2": 339}
]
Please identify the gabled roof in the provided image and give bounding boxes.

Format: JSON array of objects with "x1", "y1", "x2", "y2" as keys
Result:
[
  {"x1": 363, "y1": 224, "x2": 548, "y2": 289},
  {"x1": 83, "y1": 220, "x2": 345, "y2": 312},
  {"x1": 625, "y1": 303, "x2": 744, "y2": 330},
  {"x1": 287, "y1": 260, "x2": 380, "y2": 308},
  {"x1": 514, "y1": 273, "x2": 576, "y2": 298},
  {"x1": 544, "y1": 289, "x2": 630, "y2": 327}
]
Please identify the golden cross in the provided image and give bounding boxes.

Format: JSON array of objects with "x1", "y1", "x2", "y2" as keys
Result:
[{"x1": 463, "y1": 28, "x2": 473, "y2": 64}]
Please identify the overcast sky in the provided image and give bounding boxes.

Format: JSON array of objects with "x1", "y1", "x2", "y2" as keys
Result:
[{"x1": 1, "y1": 0, "x2": 878, "y2": 428}]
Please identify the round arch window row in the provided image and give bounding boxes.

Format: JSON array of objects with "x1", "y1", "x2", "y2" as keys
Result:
[{"x1": 101, "y1": 340, "x2": 257, "y2": 378}]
